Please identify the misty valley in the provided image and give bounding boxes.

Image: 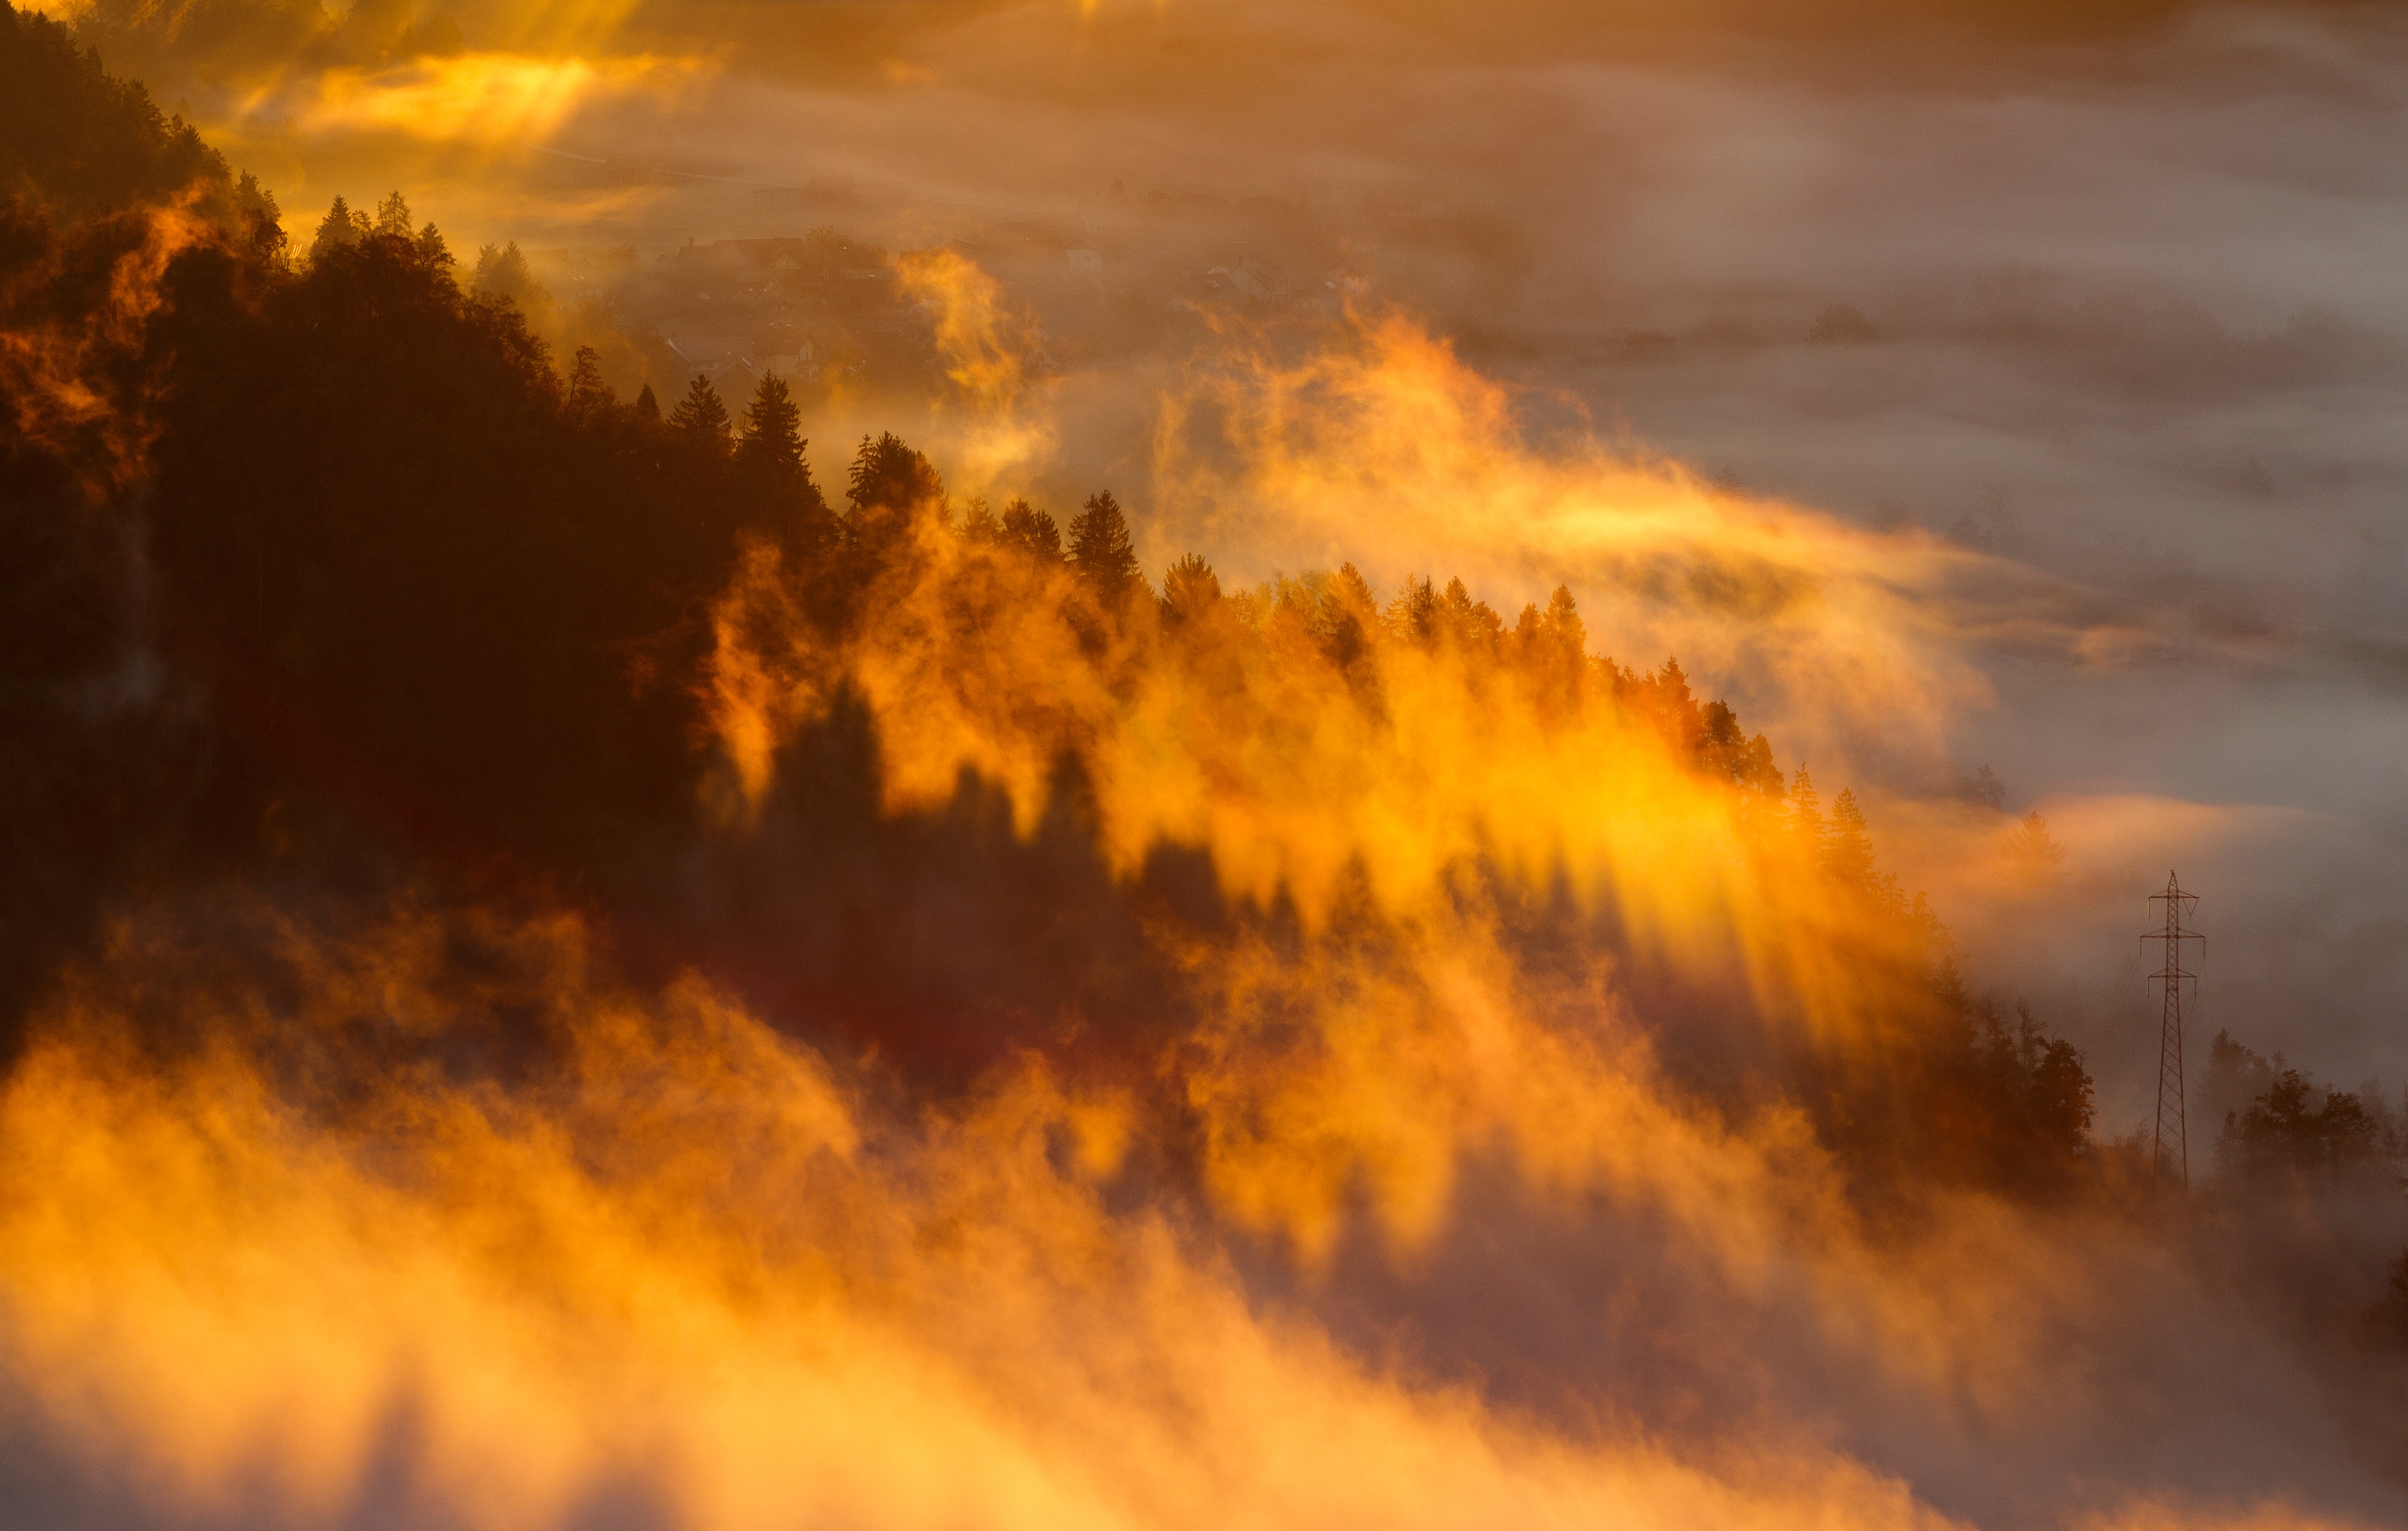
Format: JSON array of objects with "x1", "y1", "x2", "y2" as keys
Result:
[{"x1": 5, "y1": 4, "x2": 2407, "y2": 1530}]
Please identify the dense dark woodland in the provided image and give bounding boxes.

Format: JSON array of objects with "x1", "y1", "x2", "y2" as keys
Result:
[{"x1": 4, "y1": 7, "x2": 2403, "y2": 1292}]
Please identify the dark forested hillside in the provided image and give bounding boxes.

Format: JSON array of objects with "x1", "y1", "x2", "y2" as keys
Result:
[
  {"x1": 0, "y1": 4, "x2": 281, "y2": 240},
  {"x1": 2, "y1": 1, "x2": 2100, "y2": 1213}
]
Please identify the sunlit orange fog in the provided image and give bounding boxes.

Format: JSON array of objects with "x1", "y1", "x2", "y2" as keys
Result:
[
  {"x1": 0, "y1": 900, "x2": 2348, "y2": 1531},
  {"x1": 0, "y1": 276, "x2": 2367, "y2": 1526},
  {"x1": 5, "y1": 2, "x2": 2406, "y2": 1529}
]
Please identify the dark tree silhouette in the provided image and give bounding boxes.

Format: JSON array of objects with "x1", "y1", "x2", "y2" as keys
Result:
[
  {"x1": 372, "y1": 190, "x2": 413, "y2": 238},
  {"x1": 738, "y1": 373, "x2": 833, "y2": 556},
  {"x1": 847, "y1": 431, "x2": 943, "y2": 517},
  {"x1": 566, "y1": 345, "x2": 611, "y2": 417},
  {"x1": 737, "y1": 373, "x2": 807, "y2": 480},
  {"x1": 412, "y1": 220, "x2": 452, "y2": 271},
  {"x1": 1696, "y1": 701, "x2": 1780, "y2": 794},
  {"x1": 958, "y1": 497, "x2": 1002, "y2": 544},
  {"x1": 1160, "y1": 553, "x2": 1222, "y2": 626},
  {"x1": 1069, "y1": 490, "x2": 1141, "y2": 599},
  {"x1": 844, "y1": 431, "x2": 943, "y2": 565},
  {"x1": 1825, "y1": 789, "x2": 1878, "y2": 894},
  {"x1": 2227, "y1": 1069, "x2": 2381, "y2": 1180},
  {"x1": 999, "y1": 497, "x2": 1062, "y2": 562},
  {"x1": 2029, "y1": 1033, "x2": 2097, "y2": 1149},
  {"x1": 0, "y1": 5, "x2": 239, "y2": 223},
  {"x1": 670, "y1": 374, "x2": 731, "y2": 446},
  {"x1": 309, "y1": 194, "x2": 367, "y2": 262},
  {"x1": 1314, "y1": 563, "x2": 1380, "y2": 677}
]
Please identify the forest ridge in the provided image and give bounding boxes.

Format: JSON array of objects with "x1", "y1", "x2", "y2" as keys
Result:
[{"x1": 7, "y1": 1, "x2": 2404, "y2": 1242}]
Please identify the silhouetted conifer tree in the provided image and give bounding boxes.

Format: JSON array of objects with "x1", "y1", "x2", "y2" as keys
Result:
[
  {"x1": 1160, "y1": 553, "x2": 1221, "y2": 626},
  {"x1": 2029, "y1": 1033, "x2": 2096, "y2": 1150},
  {"x1": 1643, "y1": 657, "x2": 1699, "y2": 750},
  {"x1": 1826, "y1": 788, "x2": 1877, "y2": 891},
  {"x1": 736, "y1": 375, "x2": 832, "y2": 554},
  {"x1": 1000, "y1": 498, "x2": 1062, "y2": 561},
  {"x1": 1544, "y1": 584, "x2": 1583, "y2": 651},
  {"x1": 669, "y1": 375, "x2": 731, "y2": 446},
  {"x1": 372, "y1": 190, "x2": 412, "y2": 238},
  {"x1": 843, "y1": 433, "x2": 943, "y2": 564},
  {"x1": 308, "y1": 194, "x2": 368, "y2": 262},
  {"x1": 958, "y1": 497, "x2": 1002, "y2": 543},
  {"x1": 1519, "y1": 583, "x2": 1586, "y2": 717},
  {"x1": 1433, "y1": 576, "x2": 1501, "y2": 651},
  {"x1": 1069, "y1": 490, "x2": 1142, "y2": 599},
  {"x1": 738, "y1": 374, "x2": 807, "y2": 480},
  {"x1": 847, "y1": 433, "x2": 942, "y2": 516},
  {"x1": 1695, "y1": 701, "x2": 1782, "y2": 796},
  {"x1": 633, "y1": 383, "x2": 660, "y2": 421},
  {"x1": 414, "y1": 222, "x2": 453, "y2": 272},
  {"x1": 234, "y1": 172, "x2": 285, "y2": 264},
  {"x1": 1314, "y1": 563, "x2": 1380, "y2": 675}
]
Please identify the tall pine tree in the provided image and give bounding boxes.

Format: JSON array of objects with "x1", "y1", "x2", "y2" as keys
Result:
[
  {"x1": 414, "y1": 222, "x2": 453, "y2": 272},
  {"x1": 669, "y1": 374, "x2": 731, "y2": 447},
  {"x1": 737, "y1": 374, "x2": 806, "y2": 480},
  {"x1": 1159, "y1": 553, "x2": 1221, "y2": 626},
  {"x1": 737, "y1": 374, "x2": 832, "y2": 551},
  {"x1": 1825, "y1": 788, "x2": 1877, "y2": 893},
  {"x1": 1000, "y1": 498, "x2": 1062, "y2": 561},
  {"x1": 308, "y1": 194, "x2": 368, "y2": 263},
  {"x1": 846, "y1": 432, "x2": 943, "y2": 518},
  {"x1": 843, "y1": 432, "x2": 943, "y2": 563},
  {"x1": 372, "y1": 190, "x2": 413, "y2": 238},
  {"x1": 1069, "y1": 490, "x2": 1142, "y2": 600}
]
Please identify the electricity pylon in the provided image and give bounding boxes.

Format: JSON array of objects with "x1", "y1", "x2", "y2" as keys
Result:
[{"x1": 2142, "y1": 872, "x2": 2203, "y2": 1191}]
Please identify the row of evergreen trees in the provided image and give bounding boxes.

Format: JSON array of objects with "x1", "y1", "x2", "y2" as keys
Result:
[
  {"x1": 258, "y1": 199, "x2": 1923, "y2": 923},
  {"x1": 559, "y1": 345, "x2": 1817, "y2": 805}
]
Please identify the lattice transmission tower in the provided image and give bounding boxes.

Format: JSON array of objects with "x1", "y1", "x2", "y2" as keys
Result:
[{"x1": 2142, "y1": 872, "x2": 2203, "y2": 1190}]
